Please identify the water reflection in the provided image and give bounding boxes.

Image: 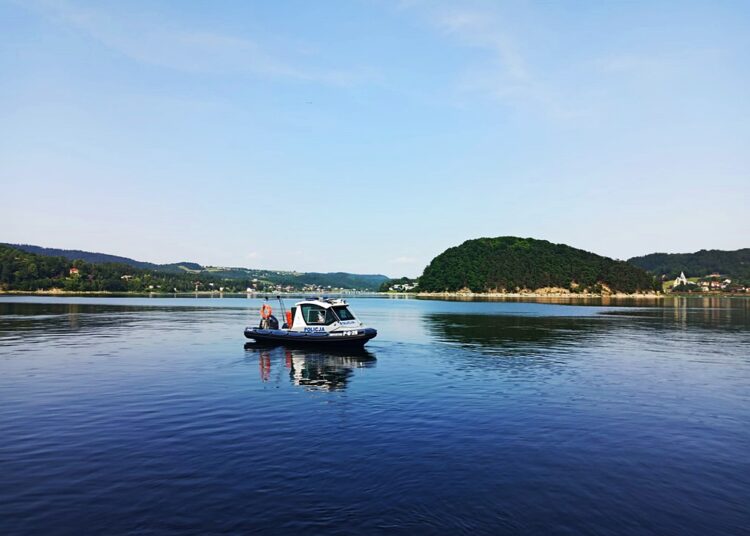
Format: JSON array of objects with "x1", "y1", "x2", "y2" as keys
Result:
[
  {"x1": 425, "y1": 312, "x2": 610, "y2": 356},
  {"x1": 600, "y1": 297, "x2": 750, "y2": 332},
  {"x1": 0, "y1": 301, "x2": 242, "y2": 346},
  {"x1": 243, "y1": 344, "x2": 376, "y2": 391},
  {"x1": 426, "y1": 299, "x2": 750, "y2": 358}
]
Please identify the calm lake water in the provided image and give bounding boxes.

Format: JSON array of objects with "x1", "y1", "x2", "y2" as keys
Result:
[{"x1": 1, "y1": 296, "x2": 748, "y2": 535}]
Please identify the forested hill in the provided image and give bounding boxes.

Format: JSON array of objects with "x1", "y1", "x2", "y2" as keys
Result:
[
  {"x1": 4, "y1": 244, "x2": 198, "y2": 273},
  {"x1": 418, "y1": 237, "x2": 657, "y2": 294},
  {"x1": 0, "y1": 244, "x2": 388, "y2": 291},
  {"x1": 628, "y1": 249, "x2": 750, "y2": 281},
  {"x1": 0, "y1": 244, "x2": 216, "y2": 292}
]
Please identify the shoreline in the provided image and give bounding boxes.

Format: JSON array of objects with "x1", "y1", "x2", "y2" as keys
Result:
[
  {"x1": 407, "y1": 292, "x2": 746, "y2": 299},
  {"x1": 413, "y1": 291, "x2": 663, "y2": 299},
  {"x1": 2, "y1": 290, "x2": 747, "y2": 299},
  {"x1": 0, "y1": 289, "x2": 378, "y2": 297}
]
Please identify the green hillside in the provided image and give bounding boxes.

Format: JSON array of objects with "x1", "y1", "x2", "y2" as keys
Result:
[
  {"x1": 0, "y1": 244, "x2": 226, "y2": 292},
  {"x1": 418, "y1": 237, "x2": 657, "y2": 294},
  {"x1": 199, "y1": 267, "x2": 387, "y2": 291},
  {"x1": 628, "y1": 249, "x2": 750, "y2": 282},
  {"x1": 2, "y1": 244, "x2": 388, "y2": 291},
  {"x1": 3, "y1": 243, "x2": 198, "y2": 273},
  {"x1": 0, "y1": 244, "x2": 388, "y2": 292}
]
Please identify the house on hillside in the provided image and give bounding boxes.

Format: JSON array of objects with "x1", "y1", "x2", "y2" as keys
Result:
[
  {"x1": 674, "y1": 272, "x2": 688, "y2": 287},
  {"x1": 698, "y1": 274, "x2": 732, "y2": 291},
  {"x1": 69, "y1": 267, "x2": 79, "y2": 276}
]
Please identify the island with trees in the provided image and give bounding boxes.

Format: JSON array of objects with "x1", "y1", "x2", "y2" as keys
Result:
[{"x1": 416, "y1": 237, "x2": 659, "y2": 295}]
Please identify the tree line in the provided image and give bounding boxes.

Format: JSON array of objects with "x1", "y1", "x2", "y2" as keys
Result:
[{"x1": 628, "y1": 248, "x2": 750, "y2": 283}]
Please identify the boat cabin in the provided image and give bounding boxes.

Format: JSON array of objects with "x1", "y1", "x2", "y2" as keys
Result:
[{"x1": 289, "y1": 298, "x2": 361, "y2": 331}]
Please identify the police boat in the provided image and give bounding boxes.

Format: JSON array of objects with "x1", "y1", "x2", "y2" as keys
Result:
[{"x1": 244, "y1": 296, "x2": 377, "y2": 347}]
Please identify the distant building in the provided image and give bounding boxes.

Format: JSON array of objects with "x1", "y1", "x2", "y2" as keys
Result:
[
  {"x1": 390, "y1": 283, "x2": 417, "y2": 291},
  {"x1": 674, "y1": 272, "x2": 688, "y2": 287},
  {"x1": 698, "y1": 274, "x2": 732, "y2": 291},
  {"x1": 69, "y1": 267, "x2": 79, "y2": 276}
]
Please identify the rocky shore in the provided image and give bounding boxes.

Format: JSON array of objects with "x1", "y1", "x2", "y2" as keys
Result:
[{"x1": 414, "y1": 286, "x2": 662, "y2": 299}]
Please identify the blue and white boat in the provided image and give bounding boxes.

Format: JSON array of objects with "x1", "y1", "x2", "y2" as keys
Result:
[{"x1": 244, "y1": 297, "x2": 377, "y2": 347}]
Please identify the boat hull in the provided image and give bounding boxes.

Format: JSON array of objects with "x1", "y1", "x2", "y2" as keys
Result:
[{"x1": 244, "y1": 327, "x2": 377, "y2": 347}]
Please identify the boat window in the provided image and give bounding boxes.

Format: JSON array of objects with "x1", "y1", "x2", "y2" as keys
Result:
[
  {"x1": 301, "y1": 304, "x2": 336, "y2": 325},
  {"x1": 333, "y1": 306, "x2": 355, "y2": 321}
]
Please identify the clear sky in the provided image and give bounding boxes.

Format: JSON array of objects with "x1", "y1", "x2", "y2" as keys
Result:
[{"x1": 2, "y1": 0, "x2": 748, "y2": 277}]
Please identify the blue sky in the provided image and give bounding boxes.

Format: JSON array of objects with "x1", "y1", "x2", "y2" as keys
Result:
[{"x1": 1, "y1": 0, "x2": 748, "y2": 277}]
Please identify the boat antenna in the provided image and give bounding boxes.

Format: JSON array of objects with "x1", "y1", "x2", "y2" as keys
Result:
[{"x1": 277, "y1": 294, "x2": 287, "y2": 320}]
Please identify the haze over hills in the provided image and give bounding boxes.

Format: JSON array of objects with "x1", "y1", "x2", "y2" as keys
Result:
[{"x1": 418, "y1": 237, "x2": 657, "y2": 294}]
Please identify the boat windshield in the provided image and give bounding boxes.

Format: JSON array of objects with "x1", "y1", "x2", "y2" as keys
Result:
[
  {"x1": 333, "y1": 306, "x2": 356, "y2": 321},
  {"x1": 301, "y1": 304, "x2": 337, "y2": 325}
]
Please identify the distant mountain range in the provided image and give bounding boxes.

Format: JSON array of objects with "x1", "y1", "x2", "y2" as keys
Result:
[
  {"x1": 628, "y1": 248, "x2": 750, "y2": 281},
  {"x1": 2, "y1": 243, "x2": 389, "y2": 291},
  {"x1": 5, "y1": 241, "x2": 748, "y2": 294}
]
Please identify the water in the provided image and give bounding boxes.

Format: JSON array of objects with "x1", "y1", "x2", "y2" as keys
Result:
[{"x1": 1, "y1": 296, "x2": 748, "y2": 535}]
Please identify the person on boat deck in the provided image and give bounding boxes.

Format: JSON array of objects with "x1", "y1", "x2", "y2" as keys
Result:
[{"x1": 317, "y1": 310, "x2": 325, "y2": 323}]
